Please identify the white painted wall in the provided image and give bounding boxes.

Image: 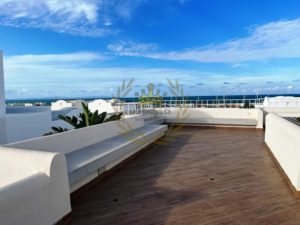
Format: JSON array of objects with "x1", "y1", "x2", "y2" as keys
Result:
[
  {"x1": 159, "y1": 108, "x2": 263, "y2": 129},
  {"x1": 72, "y1": 99, "x2": 85, "y2": 108},
  {"x1": 263, "y1": 96, "x2": 300, "y2": 108},
  {"x1": 0, "y1": 148, "x2": 71, "y2": 225},
  {"x1": 263, "y1": 108, "x2": 300, "y2": 118},
  {"x1": 0, "y1": 107, "x2": 52, "y2": 144},
  {"x1": 51, "y1": 108, "x2": 82, "y2": 130},
  {"x1": 0, "y1": 116, "x2": 7, "y2": 144},
  {"x1": 265, "y1": 113, "x2": 300, "y2": 191},
  {"x1": 4, "y1": 110, "x2": 52, "y2": 144},
  {"x1": 0, "y1": 51, "x2": 5, "y2": 116},
  {"x1": 6, "y1": 115, "x2": 144, "y2": 154},
  {"x1": 51, "y1": 119, "x2": 75, "y2": 130}
]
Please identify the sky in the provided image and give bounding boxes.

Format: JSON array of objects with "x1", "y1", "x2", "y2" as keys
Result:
[{"x1": 1, "y1": 0, "x2": 300, "y2": 99}]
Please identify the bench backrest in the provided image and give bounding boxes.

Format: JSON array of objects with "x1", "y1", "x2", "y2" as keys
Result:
[{"x1": 5, "y1": 115, "x2": 144, "y2": 154}]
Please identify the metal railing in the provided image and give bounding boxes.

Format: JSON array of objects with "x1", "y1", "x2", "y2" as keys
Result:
[{"x1": 114, "y1": 98, "x2": 264, "y2": 114}]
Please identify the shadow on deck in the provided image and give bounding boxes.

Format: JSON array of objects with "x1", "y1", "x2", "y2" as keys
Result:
[{"x1": 59, "y1": 127, "x2": 300, "y2": 225}]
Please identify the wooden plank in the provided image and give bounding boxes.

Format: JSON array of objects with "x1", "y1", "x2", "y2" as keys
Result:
[{"x1": 58, "y1": 127, "x2": 300, "y2": 225}]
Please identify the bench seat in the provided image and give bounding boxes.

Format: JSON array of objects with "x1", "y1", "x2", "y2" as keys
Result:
[
  {"x1": 66, "y1": 125, "x2": 168, "y2": 185},
  {"x1": 165, "y1": 118, "x2": 257, "y2": 127}
]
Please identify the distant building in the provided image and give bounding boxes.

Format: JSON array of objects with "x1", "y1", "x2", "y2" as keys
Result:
[
  {"x1": 263, "y1": 96, "x2": 300, "y2": 108},
  {"x1": 88, "y1": 99, "x2": 119, "y2": 113},
  {"x1": 51, "y1": 100, "x2": 73, "y2": 110}
]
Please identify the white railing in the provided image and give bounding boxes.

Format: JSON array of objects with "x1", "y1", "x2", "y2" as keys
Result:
[{"x1": 115, "y1": 98, "x2": 264, "y2": 115}]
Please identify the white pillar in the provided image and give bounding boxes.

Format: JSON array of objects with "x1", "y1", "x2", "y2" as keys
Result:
[{"x1": 0, "y1": 51, "x2": 5, "y2": 115}]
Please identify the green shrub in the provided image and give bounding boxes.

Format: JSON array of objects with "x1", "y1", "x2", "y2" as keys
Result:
[{"x1": 45, "y1": 102, "x2": 122, "y2": 135}]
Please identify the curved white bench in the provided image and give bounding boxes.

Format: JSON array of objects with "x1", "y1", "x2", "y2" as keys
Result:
[{"x1": 66, "y1": 125, "x2": 167, "y2": 190}]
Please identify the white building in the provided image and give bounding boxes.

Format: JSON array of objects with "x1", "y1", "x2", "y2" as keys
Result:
[
  {"x1": 88, "y1": 99, "x2": 119, "y2": 113},
  {"x1": 51, "y1": 99, "x2": 85, "y2": 111},
  {"x1": 51, "y1": 100, "x2": 73, "y2": 110},
  {"x1": 0, "y1": 51, "x2": 52, "y2": 144},
  {"x1": 263, "y1": 96, "x2": 300, "y2": 108}
]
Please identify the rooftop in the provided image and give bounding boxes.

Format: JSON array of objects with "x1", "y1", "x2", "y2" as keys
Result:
[{"x1": 59, "y1": 126, "x2": 300, "y2": 225}]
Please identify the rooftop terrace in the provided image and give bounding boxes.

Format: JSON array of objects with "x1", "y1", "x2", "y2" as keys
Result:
[{"x1": 59, "y1": 127, "x2": 300, "y2": 225}]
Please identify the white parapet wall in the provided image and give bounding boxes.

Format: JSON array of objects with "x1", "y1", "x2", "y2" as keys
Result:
[
  {"x1": 160, "y1": 108, "x2": 264, "y2": 129},
  {"x1": 6, "y1": 115, "x2": 144, "y2": 154},
  {"x1": 0, "y1": 115, "x2": 147, "y2": 224},
  {"x1": 0, "y1": 51, "x2": 5, "y2": 116},
  {"x1": 0, "y1": 148, "x2": 71, "y2": 225},
  {"x1": 263, "y1": 108, "x2": 300, "y2": 118},
  {"x1": 265, "y1": 113, "x2": 300, "y2": 191},
  {"x1": 0, "y1": 106, "x2": 52, "y2": 144},
  {"x1": 4, "y1": 115, "x2": 164, "y2": 192}
]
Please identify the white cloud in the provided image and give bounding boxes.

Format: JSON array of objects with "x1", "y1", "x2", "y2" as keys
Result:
[
  {"x1": 5, "y1": 52, "x2": 108, "y2": 66},
  {"x1": 109, "y1": 18, "x2": 300, "y2": 62},
  {"x1": 0, "y1": 0, "x2": 142, "y2": 37},
  {"x1": 108, "y1": 41, "x2": 158, "y2": 57},
  {"x1": 4, "y1": 52, "x2": 300, "y2": 98}
]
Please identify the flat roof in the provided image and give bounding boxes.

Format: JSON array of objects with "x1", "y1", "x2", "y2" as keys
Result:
[{"x1": 59, "y1": 127, "x2": 300, "y2": 225}]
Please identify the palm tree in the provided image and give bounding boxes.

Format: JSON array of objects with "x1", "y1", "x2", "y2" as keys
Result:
[{"x1": 45, "y1": 102, "x2": 122, "y2": 135}]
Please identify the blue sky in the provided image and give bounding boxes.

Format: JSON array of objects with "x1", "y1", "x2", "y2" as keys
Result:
[{"x1": 1, "y1": 0, "x2": 300, "y2": 99}]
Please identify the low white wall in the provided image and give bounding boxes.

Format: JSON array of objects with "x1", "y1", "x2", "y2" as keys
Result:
[
  {"x1": 0, "y1": 51, "x2": 5, "y2": 116},
  {"x1": 263, "y1": 108, "x2": 300, "y2": 118},
  {"x1": 6, "y1": 115, "x2": 144, "y2": 154},
  {"x1": 51, "y1": 119, "x2": 74, "y2": 130},
  {"x1": 0, "y1": 116, "x2": 6, "y2": 144},
  {"x1": 160, "y1": 108, "x2": 263, "y2": 128},
  {"x1": 4, "y1": 110, "x2": 52, "y2": 144},
  {"x1": 0, "y1": 148, "x2": 71, "y2": 225},
  {"x1": 265, "y1": 113, "x2": 300, "y2": 191}
]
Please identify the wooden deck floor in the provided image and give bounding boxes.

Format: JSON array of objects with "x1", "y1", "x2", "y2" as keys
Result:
[{"x1": 59, "y1": 127, "x2": 300, "y2": 225}]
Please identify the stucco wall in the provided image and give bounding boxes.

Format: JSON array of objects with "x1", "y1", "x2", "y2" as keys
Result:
[
  {"x1": 6, "y1": 115, "x2": 144, "y2": 154},
  {"x1": 4, "y1": 110, "x2": 52, "y2": 144},
  {"x1": 263, "y1": 108, "x2": 300, "y2": 118},
  {"x1": 0, "y1": 148, "x2": 71, "y2": 225},
  {"x1": 0, "y1": 116, "x2": 6, "y2": 144},
  {"x1": 0, "y1": 109, "x2": 52, "y2": 145},
  {"x1": 265, "y1": 113, "x2": 300, "y2": 191},
  {"x1": 159, "y1": 108, "x2": 263, "y2": 128},
  {"x1": 0, "y1": 51, "x2": 5, "y2": 116}
]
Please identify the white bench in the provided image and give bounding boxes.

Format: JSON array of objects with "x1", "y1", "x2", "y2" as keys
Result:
[
  {"x1": 165, "y1": 118, "x2": 257, "y2": 127},
  {"x1": 0, "y1": 116, "x2": 168, "y2": 224},
  {"x1": 66, "y1": 125, "x2": 168, "y2": 187},
  {"x1": 160, "y1": 108, "x2": 263, "y2": 129},
  {"x1": 5, "y1": 116, "x2": 168, "y2": 191}
]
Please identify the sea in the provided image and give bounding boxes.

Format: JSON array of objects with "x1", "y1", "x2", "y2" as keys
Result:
[{"x1": 6, "y1": 94, "x2": 300, "y2": 106}]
